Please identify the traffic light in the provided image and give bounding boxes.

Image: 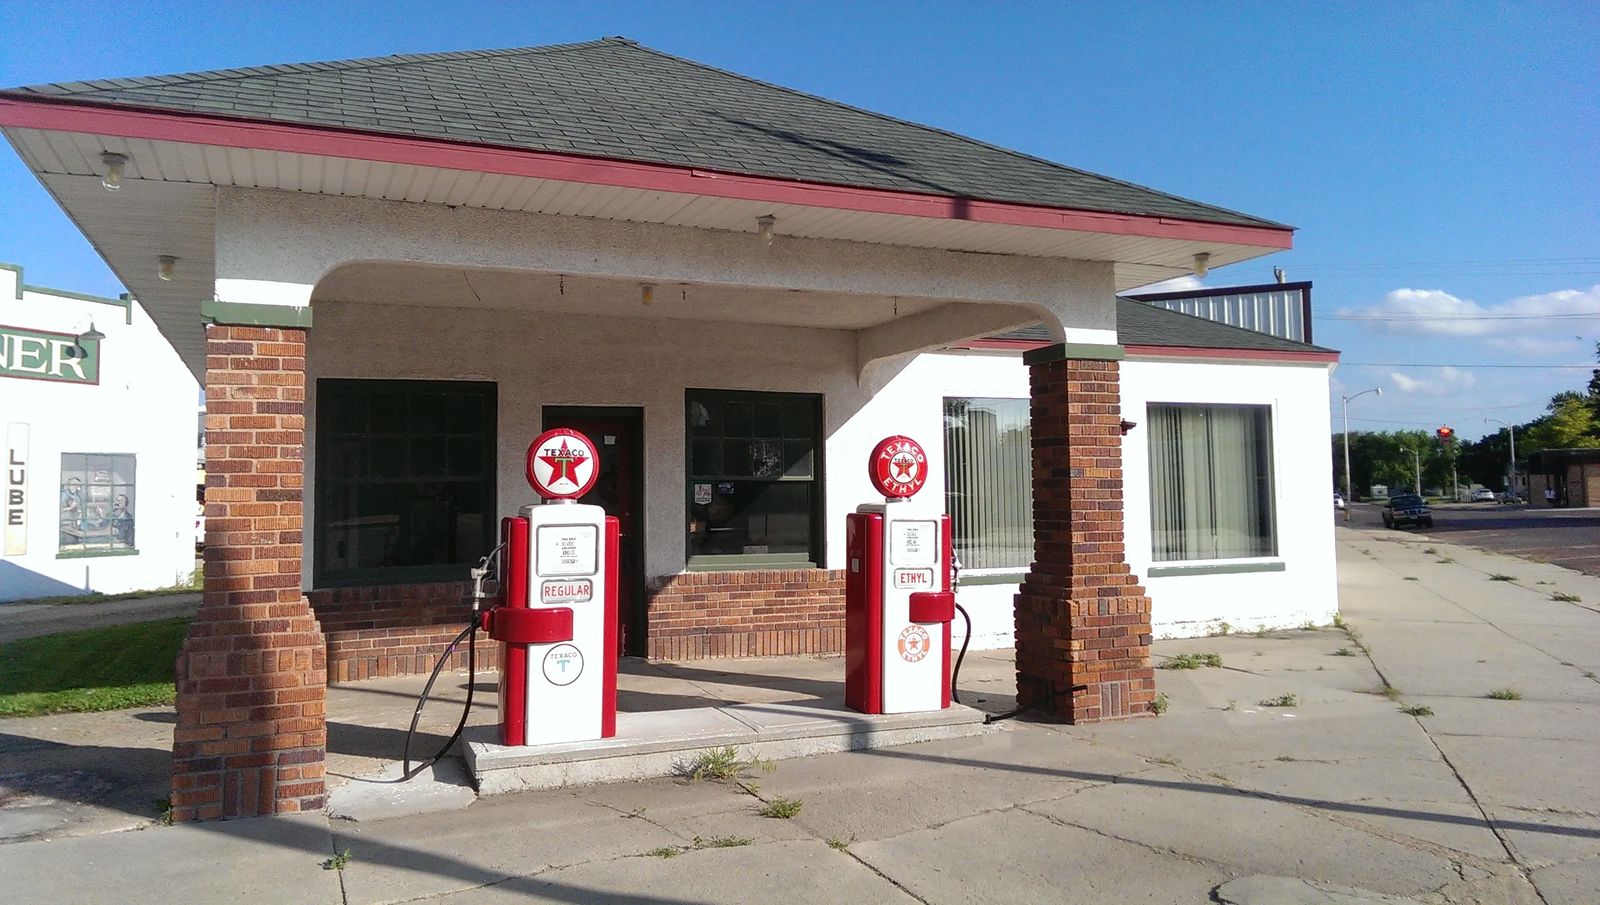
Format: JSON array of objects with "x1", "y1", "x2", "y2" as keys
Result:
[{"x1": 1436, "y1": 426, "x2": 1455, "y2": 443}]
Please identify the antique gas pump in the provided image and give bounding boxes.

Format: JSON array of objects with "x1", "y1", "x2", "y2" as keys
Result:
[
  {"x1": 845, "y1": 435, "x2": 956, "y2": 714},
  {"x1": 481, "y1": 428, "x2": 619, "y2": 746}
]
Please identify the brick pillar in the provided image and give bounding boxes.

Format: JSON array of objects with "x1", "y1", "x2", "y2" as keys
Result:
[
  {"x1": 171, "y1": 325, "x2": 325, "y2": 822},
  {"x1": 1014, "y1": 355, "x2": 1155, "y2": 723}
]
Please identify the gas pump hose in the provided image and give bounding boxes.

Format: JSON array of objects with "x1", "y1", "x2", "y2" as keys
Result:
[
  {"x1": 399, "y1": 544, "x2": 502, "y2": 781},
  {"x1": 950, "y1": 601, "x2": 1084, "y2": 725}
]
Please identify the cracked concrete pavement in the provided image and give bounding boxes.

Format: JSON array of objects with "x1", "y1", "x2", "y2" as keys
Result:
[{"x1": 2, "y1": 525, "x2": 1597, "y2": 904}]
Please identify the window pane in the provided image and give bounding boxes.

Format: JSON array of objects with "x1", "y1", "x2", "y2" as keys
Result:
[
  {"x1": 686, "y1": 389, "x2": 821, "y2": 565},
  {"x1": 316, "y1": 380, "x2": 496, "y2": 585},
  {"x1": 59, "y1": 452, "x2": 135, "y2": 552},
  {"x1": 1147, "y1": 403, "x2": 1276, "y2": 562},
  {"x1": 943, "y1": 398, "x2": 1032, "y2": 570}
]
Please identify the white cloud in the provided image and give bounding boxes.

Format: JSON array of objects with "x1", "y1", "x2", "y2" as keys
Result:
[
  {"x1": 1387, "y1": 366, "x2": 1477, "y2": 396},
  {"x1": 1338, "y1": 284, "x2": 1600, "y2": 340}
]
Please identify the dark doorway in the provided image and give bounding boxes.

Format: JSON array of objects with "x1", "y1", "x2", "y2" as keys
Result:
[{"x1": 543, "y1": 406, "x2": 646, "y2": 657}]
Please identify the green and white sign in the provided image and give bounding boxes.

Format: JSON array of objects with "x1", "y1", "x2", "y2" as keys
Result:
[{"x1": 0, "y1": 324, "x2": 99, "y2": 384}]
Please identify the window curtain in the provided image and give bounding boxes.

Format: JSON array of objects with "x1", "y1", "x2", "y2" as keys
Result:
[
  {"x1": 1148, "y1": 404, "x2": 1275, "y2": 562},
  {"x1": 943, "y1": 398, "x2": 1032, "y2": 570}
]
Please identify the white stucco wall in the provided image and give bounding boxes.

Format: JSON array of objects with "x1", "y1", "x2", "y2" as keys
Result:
[
  {"x1": 304, "y1": 298, "x2": 1335, "y2": 649},
  {"x1": 0, "y1": 266, "x2": 200, "y2": 600}
]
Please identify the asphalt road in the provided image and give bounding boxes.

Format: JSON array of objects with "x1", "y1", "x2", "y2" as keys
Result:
[{"x1": 1339, "y1": 501, "x2": 1600, "y2": 576}]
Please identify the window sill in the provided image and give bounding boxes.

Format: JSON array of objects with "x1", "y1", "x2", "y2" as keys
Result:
[
  {"x1": 686, "y1": 554, "x2": 817, "y2": 572},
  {"x1": 1147, "y1": 560, "x2": 1286, "y2": 578},
  {"x1": 956, "y1": 570, "x2": 1028, "y2": 587},
  {"x1": 57, "y1": 548, "x2": 140, "y2": 559}
]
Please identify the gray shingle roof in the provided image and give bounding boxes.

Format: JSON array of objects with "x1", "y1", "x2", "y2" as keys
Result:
[
  {"x1": 6, "y1": 38, "x2": 1285, "y2": 230},
  {"x1": 995, "y1": 298, "x2": 1338, "y2": 354}
]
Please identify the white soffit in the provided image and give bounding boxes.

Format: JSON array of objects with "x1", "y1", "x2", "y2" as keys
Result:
[{"x1": 8, "y1": 127, "x2": 1281, "y2": 290}]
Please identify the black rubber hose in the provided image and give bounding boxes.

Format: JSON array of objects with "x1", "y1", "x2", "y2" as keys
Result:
[
  {"x1": 984, "y1": 683, "x2": 1084, "y2": 724},
  {"x1": 951, "y1": 602, "x2": 973, "y2": 705},
  {"x1": 400, "y1": 621, "x2": 476, "y2": 781}
]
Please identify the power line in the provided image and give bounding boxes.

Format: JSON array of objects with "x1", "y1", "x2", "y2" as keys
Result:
[
  {"x1": 1341, "y1": 362, "x2": 1595, "y2": 369},
  {"x1": 1322, "y1": 312, "x2": 1599, "y2": 321}
]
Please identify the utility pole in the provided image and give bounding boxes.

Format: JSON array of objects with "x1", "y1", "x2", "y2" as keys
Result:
[
  {"x1": 1485, "y1": 418, "x2": 1518, "y2": 498},
  {"x1": 1409, "y1": 448, "x2": 1421, "y2": 495},
  {"x1": 1341, "y1": 387, "x2": 1382, "y2": 521}
]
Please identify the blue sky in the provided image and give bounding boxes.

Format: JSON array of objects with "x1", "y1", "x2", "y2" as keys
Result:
[{"x1": 1, "y1": 1, "x2": 1595, "y2": 440}]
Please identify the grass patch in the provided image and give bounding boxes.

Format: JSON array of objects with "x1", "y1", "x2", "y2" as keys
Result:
[
  {"x1": 17, "y1": 570, "x2": 202, "y2": 606},
  {"x1": 0, "y1": 617, "x2": 188, "y2": 718},
  {"x1": 1488, "y1": 574, "x2": 1516, "y2": 582},
  {"x1": 683, "y1": 746, "x2": 772, "y2": 782},
  {"x1": 1151, "y1": 692, "x2": 1169, "y2": 715},
  {"x1": 1551, "y1": 592, "x2": 1581, "y2": 603},
  {"x1": 1159, "y1": 652, "x2": 1223, "y2": 670},
  {"x1": 1486, "y1": 688, "x2": 1523, "y2": 701},
  {"x1": 1401, "y1": 705, "x2": 1434, "y2": 717},
  {"x1": 1259, "y1": 693, "x2": 1300, "y2": 708},
  {"x1": 758, "y1": 797, "x2": 803, "y2": 819}
]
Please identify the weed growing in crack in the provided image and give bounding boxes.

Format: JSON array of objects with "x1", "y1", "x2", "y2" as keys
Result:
[
  {"x1": 1378, "y1": 684, "x2": 1403, "y2": 701},
  {"x1": 1334, "y1": 647, "x2": 1356, "y2": 657},
  {"x1": 827, "y1": 835, "x2": 855, "y2": 851},
  {"x1": 1551, "y1": 591, "x2": 1581, "y2": 603},
  {"x1": 1259, "y1": 693, "x2": 1300, "y2": 708},
  {"x1": 683, "y1": 746, "x2": 773, "y2": 782},
  {"x1": 1437, "y1": 557, "x2": 1455, "y2": 564},
  {"x1": 1152, "y1": 692, "x2": 1170, "y2": 715},
  {"x1": 1486, "y1": 688, "x2": 1523, "y2": 701},
  {"x1": 1275, "y1": 755, "x2": 1298, "y2": 762},
  {"x1": 759, "y1": 797, "x2": 803, "y2": 819},
  {"x1": 1300, "y1": 620, "x2": 1319, "y2": 631},
  {"x1": 1331, "y1": 612, "x2": 1348, "y2": 630},
  {"x1": 322, "y1": 850, "x2": 353, "y2": 871},
  {"x1": 1151, "y1": 754, "x2": 1181, "y2": 766},
  {"x1": 645, "y1": 836, "x2": 754, "y2": 859},
  {"x1": 1160, "y1": 652, "x2": 1223, "y2": 670},
  {"x1": 1403, "y1": 576, "x2": 1419, "y2": 581},
  {"x1": 1401, "y1": 705, "x2": 1434, "y2": 717},
  {"x1": 1423, "y1": 547, "x2": 1438, "y2": 555},
  {"x1": 1488, "y1": 574, "x2": 1517, "y2": 582},
  {"x1": 646, "y1": 846, "x2": 681, "y2": 859},
  {"x1": 1224, "y1": 700, "x2": 1238, "y2": 711}
]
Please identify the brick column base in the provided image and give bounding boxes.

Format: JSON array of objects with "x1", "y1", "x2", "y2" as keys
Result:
[
  {"x1": 1015, "y1": 356, "x2": 1155, "y2": 723},
  {"x1": 171, "y1": 325, "x2": 325, "y2": 822}
]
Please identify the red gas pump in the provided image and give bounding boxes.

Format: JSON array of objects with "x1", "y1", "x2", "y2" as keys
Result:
[
  {"x1": 845, "y1": 435, "x2": 956, "y2": 714},
  {"x1": 481, "y1": 428, "x2": 619, "y2": 746}
]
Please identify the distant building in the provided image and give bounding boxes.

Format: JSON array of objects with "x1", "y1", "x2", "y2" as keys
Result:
[
  {"x1": 1, "y1": 263, "x2": 200, "y2": 600},
  {"x1": 1527, "y1": 448, "x2": 1600, "y2": 508}
]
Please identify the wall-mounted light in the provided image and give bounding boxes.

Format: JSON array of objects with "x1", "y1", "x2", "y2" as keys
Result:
[
  {"x1": 1193, "y1": 252, "x2": 1211, "y2": 278},
  {"x1": 158, "y1": 255, "x2": 178, "y2": 282},
  {"x1": 756, "y1": 214, "x2": 776, "y2": 246},
  {"x1": 100, "y1": 152, "x2": 127, "y2": 192},
  {"x1": 77, "y1": 321, "x2": 106, "y2": 345},
  {"x1": 640, "y1": 283, "x2": 655, "y2": 305}
]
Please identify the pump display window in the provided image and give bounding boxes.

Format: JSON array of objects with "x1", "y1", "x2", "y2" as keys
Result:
[
  {"x1": 58, "y1": 452, "x2": 136, "y2": 554},
  {"x1": 685, "y1": 389, "x2": 821, "y2": 568},
  {"x1": 314, "y1": 379, "x2": 497, "y2": 586}
]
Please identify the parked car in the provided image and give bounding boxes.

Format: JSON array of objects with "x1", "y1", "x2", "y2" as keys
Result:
[
  {"x1": 1470, "y1": 488, "x2": 1497, "y2": 503},
  {"x1": 1383, "y1": 493, "x2": 1434, "y2": 529},
  {"x1": 1333, "y1": 492, "x2": 1346, "y2": 510}
]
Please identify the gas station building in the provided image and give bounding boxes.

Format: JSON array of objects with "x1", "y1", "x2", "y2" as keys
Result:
[{"x1": 0, "y1": 38, "x2": 1335, "y2": 821}]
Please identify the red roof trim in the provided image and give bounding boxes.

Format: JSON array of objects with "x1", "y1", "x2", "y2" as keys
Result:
[
  {"x1": 0, "y1": 95, "x2": 1294, "y2": 249},
  {"x1": 961, "y1": 337, "x2": 1338, "y2": 363}
]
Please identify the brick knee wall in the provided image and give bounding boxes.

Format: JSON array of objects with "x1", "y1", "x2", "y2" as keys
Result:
[
  {"x1": 173, "y1": 325, "x2": 325, "y2": 822},
  {"x1": 308, "y1": 582, "x2": 499, "y2": 683},
  {"x1": 1015, "y1": 357, "x2": 1155, "y2": 723},
  {"x1": 646, "y1": 569, "x2": 846, "y2": 660}
]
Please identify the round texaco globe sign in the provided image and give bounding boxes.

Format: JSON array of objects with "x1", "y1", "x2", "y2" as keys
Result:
[
  {"x1": 525, "y1": 428, "x2": 600, "y2": 500},
  {"x1": 870, "y1": 435, "x2": 929, "y2": 499}
]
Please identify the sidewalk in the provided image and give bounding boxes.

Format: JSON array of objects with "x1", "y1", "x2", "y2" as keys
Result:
[{"x1": 2, "y1": 527, "x2": 1597, "y2": 904}]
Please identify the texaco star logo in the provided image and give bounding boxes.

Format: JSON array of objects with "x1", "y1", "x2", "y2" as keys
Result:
[
  {"x1": 525, "y1": 428, "x2": 599, "y2": 500},
  {"x1": 898, "y1": 625, "x2": 931, "y2": 663},
  {"x1": 870, "y1": 435, "x2": 928, "y2": 499}
]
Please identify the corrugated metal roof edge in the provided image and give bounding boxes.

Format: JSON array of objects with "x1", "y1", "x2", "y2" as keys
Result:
[{"x1": 988, "y1": 298, "x2": 1340, "y2": 356}]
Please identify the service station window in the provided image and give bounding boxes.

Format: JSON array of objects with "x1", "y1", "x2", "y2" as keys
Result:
[
  {"x1": 1147, "y1": 402, "x2": 1277, "y2": 562},
  {"x1": 942, "y1": 397, "x2": 1032, "y2": 571},
  {"x1": 314, "y1": 379, "x2": 497, "y2": 586},
  {"x1": 685, "y1": 389, "x2": 822, "y2": 568},
  {"x1": 58, "y1": 453, "x2": 136, "y2": 555}
]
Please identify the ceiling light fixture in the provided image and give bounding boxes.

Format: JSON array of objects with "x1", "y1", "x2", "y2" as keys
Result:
[
  {"x1": 158, "y1": 255, "x2": 178, "y2": 282},
  {"x1": 1193, "y1": 252, "x2": 1211, "y2": 278},
  {"x1": 756, "y1": 214, "x2": 776, "y2": 246},
  {"x1": 100, "y1": 152, "x2": 127, "y2": 192}
]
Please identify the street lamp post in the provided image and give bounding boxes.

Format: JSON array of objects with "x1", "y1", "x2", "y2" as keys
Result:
[
  {"x1": 1341, "y1": 387, "x2": 1382, "y2": 522},
  {"x1": 1485, "y1": 418, "x2": 1518, "y2": 499}
]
